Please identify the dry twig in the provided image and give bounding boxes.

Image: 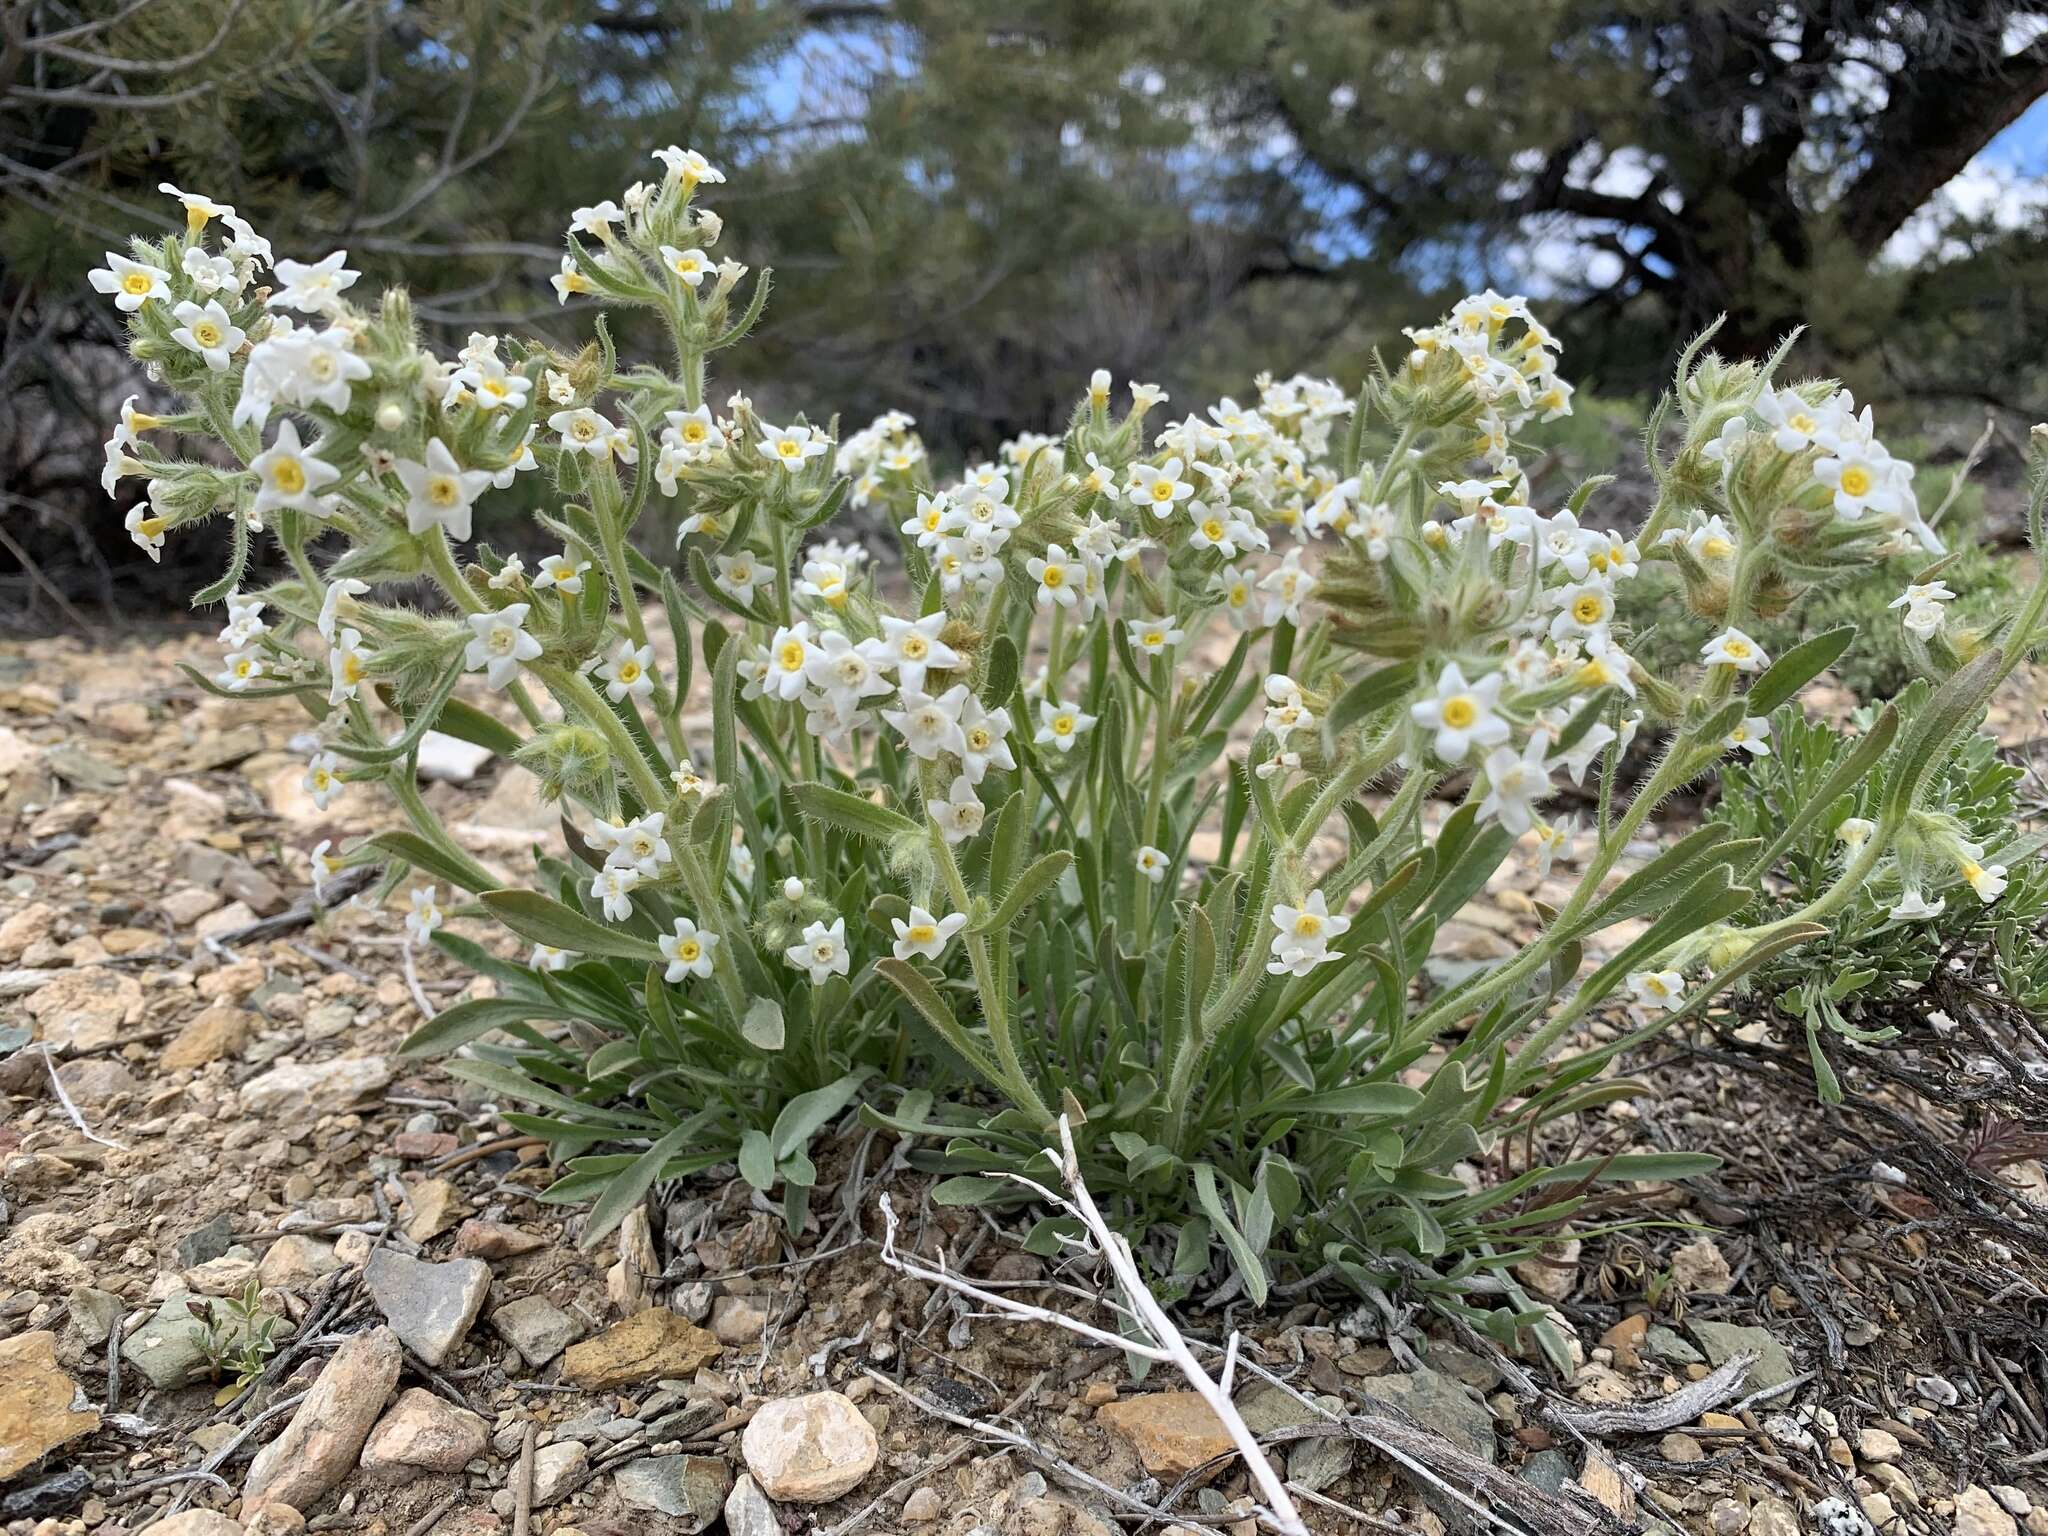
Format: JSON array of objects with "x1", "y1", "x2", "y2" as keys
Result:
[{"x1": 878, "y1": 1115, "x2": 1308, "y2": 1534}]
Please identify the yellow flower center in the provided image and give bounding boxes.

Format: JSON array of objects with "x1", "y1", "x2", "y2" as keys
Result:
[
  {"x1": 777, "y1": 439, "x2": 803, "y2": 459},
  {"x1": 683, "y1": 423, "x2": 707, "y2": 442},
  {"x1": 1839, "y1": 465, "x2": 1872, "y2": 498},
  {"x1": 272, "y1": 459, "x2": 306, "y2": 494},
  {"x1": 572, "y1": 419, "x2": 597, "y2": 441},
  {"x1": 1701, "y1": 536, "x2": 1734, "y2": 559},
  {"x1": 1789, "y1": 412, "x2": 1815, "y2": 434},
  {"x1": 678, "y1": 940, "x2": 700, "y2": 962},
  {"x1": 137, "y1": 516, "x2": 166, "y2": 537},
  {"x1": 1150, "y1": 480, "x2": 1175, "y2": 502},
  {"x1": 1293, "y1": 913, "x2": 1324, "y2": 938},
  {"x1": 1572, "y1": 595, "x2": 1605, "y2": 625},
  {"x1": 1440, "y1": 695, "x2": 1478, "y2": 729},
  {"x1": 1202, "y1": 518, "x2": 1225, "y2": 540},
  {"x1": 122, "y1": 271, "x2": 154, "y2": 296},
  {"x1": 619, "y1": 661, "x2": 641, "y2": 682},
  {"x1": 966, "y1": 726, "x2": 991, "y2": 752},
  {"x1": 778, "y1": 641, "x2": 805, "y2": 671},
  {"x1": 1961, "y1": 861, "x2": 1982, "y2": 882},
  {"x1": 1143, "y1": 629, "x2": 1165, "y2": 648},
  {"x1": 428, "y1": 475, "x2": 460, "y2": 507},
  {"x1": 192, "y1": 322, "x2": 222, "y2": 347},
  {"x1": 1051, "y1": 714, "x2": 1074, "y2": 736},
  {"x1": 901, "y1": 635, "x2": 928, "y2": 660},
  {"x1": 483, "y1": 378, "x2": 508, "y2": 398},
  {"x1": 343, "y1": 654, "x2": 366, "y2": 684},
  {"x1": 1041, "y1": 565, "x2": 1065, "y2": 588},
  {"x1": 907, "y1": 923, "x2": 936, "y2": 944},
  {"x1": 1722, "y1": 640, "x2": 1751, "y2": 659},
  {"x1": 1644, "y1": 976, "x2": 1670, "y2": 997}
]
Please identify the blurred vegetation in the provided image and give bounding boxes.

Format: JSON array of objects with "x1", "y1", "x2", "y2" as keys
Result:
[
  {"x1": 1617, "y1": 455, "x2": 2026, "y2": 702},
  {"x1": 5, "y1": 0, "x2": 2048, "y2": 621}
]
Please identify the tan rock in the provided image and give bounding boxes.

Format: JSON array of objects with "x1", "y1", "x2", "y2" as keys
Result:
[
  {"x1": 452, "y1": 1218, "x2": 547, "y2": 1260},
  {"x1": 163, "y1": 1005, "x2": 255, "y2": 1071},
  {"x1": 0, "y1": 901, "x2": 56, "y2": 963},
  {"x1": 403, "y1": 1177, "x2": 468, "y2": 1243},
  {"x1": 24, "y1": 966, "x2": 143, "y2": 1051},
  {"x1": 710, "y1": 1292, "x2": 770, "y2": 1344},
  {"x1": 562, "y1": 1309, "x2": 721, "y2": 1390},
  {"x1": 238, "y1": 1056, "x2": 393, "y2": 1117},
  {"x1": 359, "y1": 1387, "x2": 488, "y2": 1479},
  {"x1": 1512, "y1": 1236, "x2": 1581, "y2": 1302},
  {"x1": 243, "y1": 1504, "x2": 304, "y2": 1536},
  {"x1": 606, "y1": 1203, "x2": 659, "y2": 1314},
  {"x1": 1096, "y1": 1391, "x2": 1234, "y2": 1481},
  {"x1": 198, "y1": 958, "x2": 265, "y2": 1001},
  {"x1": 903, "y1": 1486, "x2": 944, "y2": 1523},
  {"x1": 259, "y1": 1234, "x2": 341, "y2": 1289},
  {"x1": 183, "y1": 1253, "x2": 261, "y2": 1297},
  {"x1": 244, "y1": 1325, "x2": 402, "y2": 1515},
  {"x1": 1574, "y1": 1449, "x2": 1637, "y2": 1521},
  {"x1": 532, "y1": 1440, "x2": 588, "y2": 1506},
  {"x1": 1858, "y1": 1425, "x2": 1904, "y2": 1465},
  {"x1": 100, "y1": 926, "x2": 166, "y2": 956},
  {"x1": 740, "y1": 1391, "x2": 879, "y2": 1503},
  {"x1": 1668, "y1": 1235, "x2": 1734, "y2": 1295},
  {"x1": 147, "y1": 1513, "x2": 245, "y2": 1536},
  {"x1": 1600, "y1": 1313, "x2": 1648, "y2": 1371},
  {"x1": 0, "y1": 1331, "x2": 101, "y2": 1479},
  {"x1": 1958, "y1": 1485, "x2": 2021, "y2": 1536}
]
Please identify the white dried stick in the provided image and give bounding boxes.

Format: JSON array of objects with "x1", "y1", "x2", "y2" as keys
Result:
[{"x1": 878, "y1": 1115, "x2": 1309, "y2": 1536}]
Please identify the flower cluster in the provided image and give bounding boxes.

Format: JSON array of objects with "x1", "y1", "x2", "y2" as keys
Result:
[{"x1": 96, "y1": 150, "x2": 2044, "y2": 1308}]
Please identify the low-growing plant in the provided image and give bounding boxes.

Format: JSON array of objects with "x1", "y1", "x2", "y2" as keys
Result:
[
  {"x1": 1618, "y1": 487, "x2": 2022, "y2": 703},
  {"x1": 1711, "y1": 690, "x2": 2048, "y2": 1093},
  {"x1": 188, "y1": 1278, "x2": 282, "y2": 1397},
  {"x1": 98, "y1": 161, "x2": 2046, "y2": 1336}
]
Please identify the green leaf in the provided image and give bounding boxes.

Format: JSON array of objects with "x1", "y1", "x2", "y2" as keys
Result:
[
  {"x1": 1746, "y1": 624, "x2": 1854, "y2": 715},
  {"x1": 974, "y1": 850, "x2": 1072, "y2": 932},
  {"x1": 1278, "y1": 1081, "x2": 1423, "y2": 1118},
  {"x1": 399, "y1": 997, "x2": 566, "y2": 1058},
  {"x1": 1192, "y1": 1164, "x2": 1268, "y2": 1305},
  {"x1": 791, "y1": 782, "x2": 921, "y2": 841},
  {"x1": 431, "y1": 698, "x2": 525, "y2": 760},
  {"x1": 770, "y1": 1072, "x2": 867, "y2": 1160},
  {"x1": 1325, "y1": 658, "x2": 1419, "y2": 742},
  {"x1": 743, "y1": 996, "x2": 785, "y2": 1051},
  {"x1": 481, "y1": 890, "x2": 663, "y2": 962},
  {"x1": 1884, "y1": 648, "x2": 2003, "y2": 819},
  {"x1": 982, "y1": 633, "x2": 1019, "y2": 707},
  {"x1": 738, "y1": 1129, "x2": 777, "y2": 1190},
  {"x1": 931, "y1": 1175, "x2": 1019, "y2": 1206},
  {"x1": 361, "y1": 830, "x2": 497, "y2": 895}
]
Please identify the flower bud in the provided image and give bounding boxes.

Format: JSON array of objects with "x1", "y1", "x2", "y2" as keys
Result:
[
  {"x1": 516, "y1": 723, "x2": 610, "y2": 802},
  {"x1": 375, "y1": 400, "x2": 406, "y2": 433},
  {"x1": 782, "y1": 876, "x2": 806, "y2": 903}
]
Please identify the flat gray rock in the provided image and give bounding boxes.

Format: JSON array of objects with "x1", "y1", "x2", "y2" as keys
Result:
[
  {"x1": 489, "y1": 1294, "x2": 582, "y2": 1368},
  {"x1": 364, "y1": 1249, "x2": 490, "y2": 1367},
  {"x1": 614, "y1": 1454, "x2": 730, "y2": 1530},
  {"x1": 1361, "y1": 1366, "x2": 1497, "y2": 1462},
  {"x1": 1688, "y1": 1320, "x2": 1794, "y2": 1389},
  {"x1": 724, "y1": 1474, "x2": 781, "y2": 1536}
]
